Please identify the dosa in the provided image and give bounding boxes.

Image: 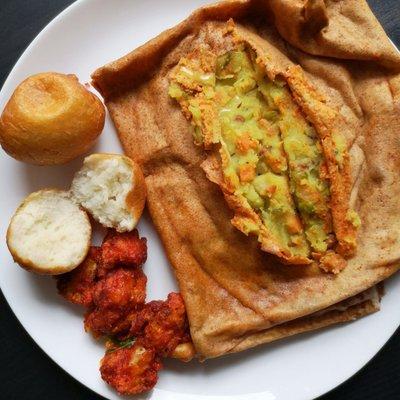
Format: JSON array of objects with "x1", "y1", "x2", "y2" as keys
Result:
[{"x1": 92, "y1": 0, "x2": 400, "y2": 359}]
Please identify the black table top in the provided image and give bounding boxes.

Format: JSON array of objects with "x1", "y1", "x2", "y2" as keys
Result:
[{"x1": 0, "y1": 1, "x2": 399, "y2": 399}]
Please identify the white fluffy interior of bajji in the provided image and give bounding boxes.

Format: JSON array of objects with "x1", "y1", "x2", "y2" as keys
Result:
[
  {"x1": 9, "y1": 191, "x2": 90, "y2": 270},
  {"x1": 71, "y1": 157, "x2": 135, "y2": 232}
]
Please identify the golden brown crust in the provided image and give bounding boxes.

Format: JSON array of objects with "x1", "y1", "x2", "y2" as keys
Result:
[
  {"x1": 126, "y1": 157, "x2": 147, "y2": 223},
  {"x1": 6, "y1": 189, "x2": 91, "y2": 275},
  {"x1": 0, "y1": 72, "x2": 105, "y2": 165},
  {"x1": 6, "y1": 244, "x2": 90, "y2": 276}
]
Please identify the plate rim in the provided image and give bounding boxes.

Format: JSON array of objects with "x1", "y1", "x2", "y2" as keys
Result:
[{"x1": 0, "y1": 1, "x2": 399, "y2": 400}]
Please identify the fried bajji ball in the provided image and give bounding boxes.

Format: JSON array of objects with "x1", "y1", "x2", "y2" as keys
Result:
[
  {"x1": 84, "y1": 268, "x2": 147, "y2": 337},
  {"x1": 56, "y1": 246, "x2": 100, "y2": 307},
  {"x1": 99, "y1": 229, "x2": 147, "y2": 275},
  {"x1": 131, "y1": 292, "x2": 189, "y2": 356},
  {"x1": 100, "y1": 339, "x2": 162, "y2": 395}
]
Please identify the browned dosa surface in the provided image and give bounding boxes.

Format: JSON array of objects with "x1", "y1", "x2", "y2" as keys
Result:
[
  {"x1": 92, "y1": 0, "x2": 400, "y2": 358},
  {"x1": 226, "y1": 286, "x2": 380, "y2": 354}
]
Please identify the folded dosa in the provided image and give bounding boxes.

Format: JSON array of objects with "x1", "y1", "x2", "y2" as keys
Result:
[{"x1": 92, "y1": 0, "x2": 400, "y2": 358}]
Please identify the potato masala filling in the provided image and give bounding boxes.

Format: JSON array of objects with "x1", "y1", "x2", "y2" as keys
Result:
[{"x1": 169, "y1": 45, "x2": 356, "y2": 265}]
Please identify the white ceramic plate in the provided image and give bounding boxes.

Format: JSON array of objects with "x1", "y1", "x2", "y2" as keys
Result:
[{"x1": 0, "y1": 1, "x2": 399, "y2": 399}]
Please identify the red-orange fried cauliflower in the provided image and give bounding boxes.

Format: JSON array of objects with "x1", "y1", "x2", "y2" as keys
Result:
[
  {"x1": 85, "y1": 268, "x2": 147, "y2": 337},
  {"x1": 56, "y1": 228, "x2": 195, "y2": 395},
  {"x1": 100, "y1": 340, "x2": 162, "y2": 395},
  {"x1": 99, "y1": 230, "x2": 147, "y2": 275},
  {"x1": 56, "y1": 247, "x2": 100, "y2": 307},
  {"x1": 93, "y1": 268, "x2": 146, "y2": 308},
  {"x1": 131, "y1": 292, "x2": 189, "y2": 356}
]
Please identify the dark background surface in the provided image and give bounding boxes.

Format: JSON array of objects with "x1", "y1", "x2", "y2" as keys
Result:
[{"x1": 0, "y1": 1, "x2": 399, "y2": 399}]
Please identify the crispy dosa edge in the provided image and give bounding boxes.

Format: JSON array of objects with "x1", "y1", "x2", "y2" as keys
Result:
[
  {"x1": 228, "y1": 287, "x2": 380, "y2": 355},
  {"x1": 92, "y1": 0, "x2": 400, "y2": 358}
]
